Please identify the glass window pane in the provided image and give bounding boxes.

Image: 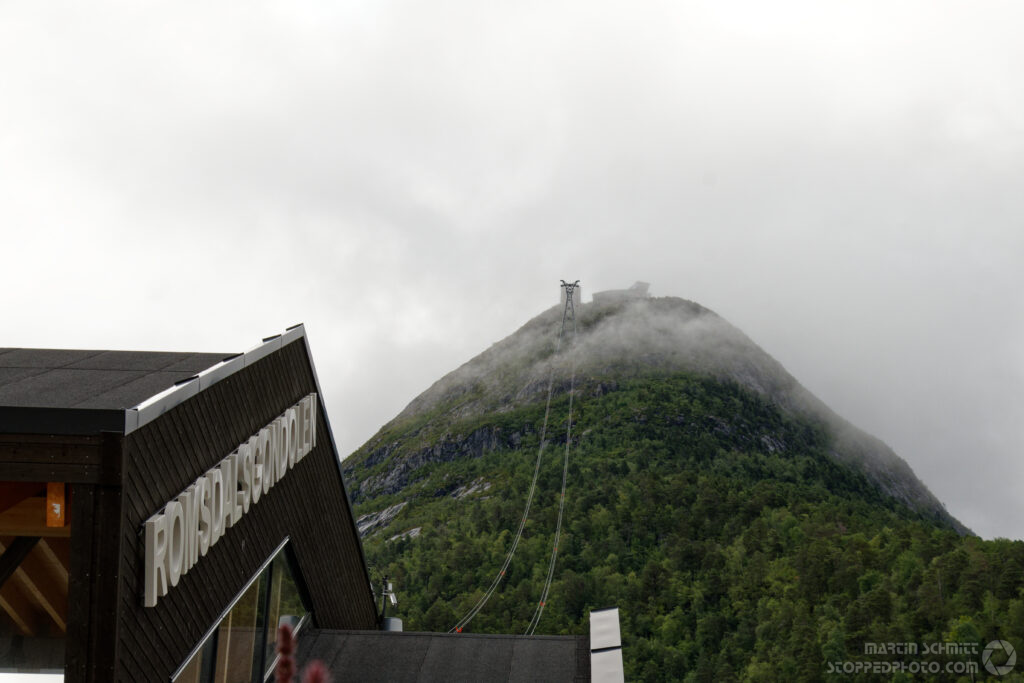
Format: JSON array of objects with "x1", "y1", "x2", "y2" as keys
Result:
[
  {"x1": 262, "y1": 563, "x2": 283, "y2": 675},
  {"x1": 212, "y1": 579, "x2": 260, "y2": 683},
  {"x1": 275, "y1": 556, "x2": 306, "y2": 629},
  {"x1": 0, "y1": 533, "x2": 70, "y2": 675},
  {"x1": 174, "y1": 632, "x2": 216, "y2": 683},
  {"x1": 262, "y1": 553, "x2": 310, "y2": 679},
  {"x1": 175, "y1": 654, "x2": 202, "y2": 683},
  {"x1": 173, "y1": 544, "x2": 310, "y2": 683},
  {"x1": 251, "y1": 569, "x2": 270, "y2": 679}
]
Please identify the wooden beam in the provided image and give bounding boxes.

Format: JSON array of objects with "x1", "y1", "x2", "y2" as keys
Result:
[
  {"x1": 0, "y1": 435, "x2": 108, "y2": 484},
  {"x1": 0, "y1": 538, "x2": 67, "y2": 632},
  {"x1": 0, "y1": 578, "x2": 37, "y2": 635},
  {"x1": 0, "y1": 535, "x2": 39, "y2": 589},
  {"x1": 36, "y1": 537, "x2": 70, "y2": 585},
  {"x1": 0, "y1": 482, "x2": 45, "y2": 515},
  {"x1": 0, "y1": 497, "x2": 71, "y2": 537}
]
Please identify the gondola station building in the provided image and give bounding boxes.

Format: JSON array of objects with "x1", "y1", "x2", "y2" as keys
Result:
[{"x1": 0, "y1": 327, "x2": 597, "y2": 682}]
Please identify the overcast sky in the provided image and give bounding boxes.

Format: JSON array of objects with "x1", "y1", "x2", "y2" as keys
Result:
[{"x1": 2, "y1": 1, "x2": 1022, "y2": 541}]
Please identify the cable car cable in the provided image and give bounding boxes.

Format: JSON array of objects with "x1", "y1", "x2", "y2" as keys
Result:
[
  {"x1": 525, "y1": 283, "x2": 578, "y2": 635},
  {"x1": 449, "y1": 281, "x2": 578, "y2": 634}
]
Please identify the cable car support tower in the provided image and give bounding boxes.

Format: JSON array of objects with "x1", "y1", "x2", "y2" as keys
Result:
[{"x1": 450, "y1": 280, "x2": 581, "y2": 635}]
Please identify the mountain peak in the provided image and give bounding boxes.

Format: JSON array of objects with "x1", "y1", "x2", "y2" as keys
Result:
[{"x1": 370, "y1": 290, "x2": 964, "y2": 532}]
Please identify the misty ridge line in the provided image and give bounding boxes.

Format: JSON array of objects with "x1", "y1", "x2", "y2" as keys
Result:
[{"x1": 363, "y1": 293, "x2": 962, "y2": 531}]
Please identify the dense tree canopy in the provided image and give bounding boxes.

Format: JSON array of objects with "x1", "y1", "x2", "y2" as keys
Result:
[{"x1": 348, "y1": 374, "x2": 1024, "y2": 681}]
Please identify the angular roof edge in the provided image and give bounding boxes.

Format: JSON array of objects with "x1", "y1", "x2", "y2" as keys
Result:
[
  {"x1": 0, "y1": 326, "x2": 311, "y2": 437},
  {"x1": 126, "y1": 324, "x2": 379, "y2": 619},
  {"x1": 124, "y1": 324, "x2": 306, "y2": 434},
  {"x1": 0, "y1": 325, "x2": 379, "y2": 623}
]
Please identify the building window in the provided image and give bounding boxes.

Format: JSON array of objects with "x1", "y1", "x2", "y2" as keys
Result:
[
  {"x1": 173, "y1": 543, "x2": 310, "y2": 683},
  {"x1": 0, "y1": 482, "x2": 71, "y2": 677}
]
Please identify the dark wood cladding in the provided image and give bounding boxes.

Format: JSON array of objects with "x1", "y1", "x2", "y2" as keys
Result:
[
  {"x1": 114, "y1": 339, "x2": 377, "y2": 681},
  {"x1": 67, "y1": 475, "x2": 123, "y2": 681},
  {"x1": 0, "y1": 434, "x2": 109, "y2": 483}
]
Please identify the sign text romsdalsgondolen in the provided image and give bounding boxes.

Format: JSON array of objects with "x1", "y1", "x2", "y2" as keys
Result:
[{"x1": 143, "y1": 393, "x2": 317, "y2": 607}]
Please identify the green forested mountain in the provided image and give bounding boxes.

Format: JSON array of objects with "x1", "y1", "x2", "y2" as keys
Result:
[{"x1": 343, "y1": 292, "x2": 1023, "y2": 681}]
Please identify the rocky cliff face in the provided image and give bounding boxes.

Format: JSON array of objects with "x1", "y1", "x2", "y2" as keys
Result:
[{"x1": 345, "y1": 294, "x2": 966, "y2": 533}]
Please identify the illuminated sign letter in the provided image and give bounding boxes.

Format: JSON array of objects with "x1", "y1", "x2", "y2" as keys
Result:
[
  {"x1": 144, "y1": 513, "x2": 168, "y2": 607},
  {"x1": 286, "y1": 408, "x2": 298, "y2": 469},
  {"x1": 220, "y1": 454, "x2": 237, "y2": 529},
  {"x1": 238, "y1": 443, "x2": 252, "y2": 514},
  {"x1": 176, "y1": 486, "x2": 196, "y2": 573},
  {"x1": 166, "y1": 501, "x2": 185, "y2": 588},
  {"x1": 264, "y1": 430, "x2": 276, "y2": 493},
  {"x1": 207, "y1": 468, "x2": 224, "y2": 546},
  {"x1": 250, "y1": 435, "x2": 263, "y2": 505},
  {"x1": 197, "y1": 477, "x2": 211, "y2": 556}
]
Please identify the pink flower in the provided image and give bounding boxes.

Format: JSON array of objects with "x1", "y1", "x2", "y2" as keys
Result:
[
  {"x1": 275, "y1": 624, "x2": 296, "y2": 683},
  {"x1": 302, "y1": 660, "x2": 332, "y2": 683}
]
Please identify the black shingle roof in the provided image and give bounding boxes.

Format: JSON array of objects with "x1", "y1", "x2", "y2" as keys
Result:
[
  {"x1": 0, "y1": 348, "x2": 228, "y2": 434},
  {"x1": 296, "y1": 629, "x2": 590, "y2": 682}
]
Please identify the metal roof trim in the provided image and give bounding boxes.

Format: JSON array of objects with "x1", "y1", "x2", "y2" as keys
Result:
[
  {"x1": 124, "y1": 408, "x2": 139, "y2": 433},
  {"x1": 198, "y1": 353, "x2": 246, "y2": 391},
  {"x1": 243, "y1": 335, "x2": 283, "y2": 367},
  {"x1": 0, "y1": 327, "x2": 309, "y2": 436},
  {"x1": 124, "y1": 326, "x2": 306, "y2": 435},
  {"x1": 131, "y1": 377, "x2": 200, "y2": 430},
  {"x1": 281, "y1": 324, "x2": 305, "y2": 346}
]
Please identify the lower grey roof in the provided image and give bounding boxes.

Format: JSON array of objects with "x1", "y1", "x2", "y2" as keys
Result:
[{"x1": 296, "y1": 629, "x2": 590, "y2": 683}]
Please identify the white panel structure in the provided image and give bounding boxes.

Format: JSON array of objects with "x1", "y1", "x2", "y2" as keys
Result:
[
  {"x1": 590, "y1": 607, "x2": 624, "y2": 683},
  {"x1": 592, "y1": 649, "x2": 625, "y2": 683},
  {"x1": 590, "y1": 608, "x2": 622, "y2": 651}
]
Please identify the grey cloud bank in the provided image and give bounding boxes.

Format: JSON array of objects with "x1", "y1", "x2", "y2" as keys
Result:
[
  {"x1": 1, "y1": 1, "x2": 1021, "y2": 539},
  {"x1": 386, "y1": 293, "x2": 961, "y2": 531}
]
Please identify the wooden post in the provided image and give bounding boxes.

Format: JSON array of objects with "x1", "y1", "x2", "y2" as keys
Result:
[{"x1": 46, "y1": 482, "x2": 66, "y2": 528}]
